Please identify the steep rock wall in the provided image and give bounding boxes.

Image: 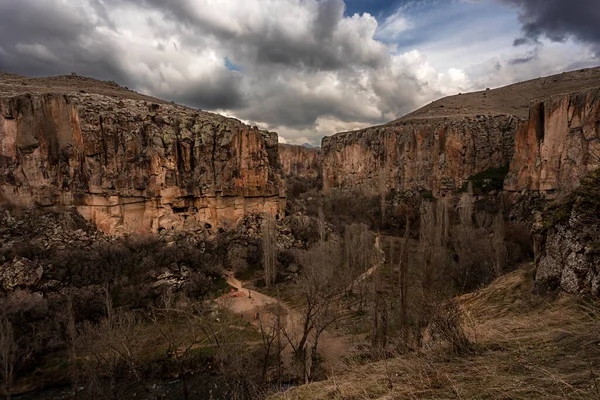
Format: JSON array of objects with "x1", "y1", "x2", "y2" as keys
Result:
[
  {"x1": 505, "y1": 88, "x2": 600, "y2": 193},
  {"x1": 0, "y1": 93, "x2": 285, "y2": 234},
  {"x1": 321, "y1": 116, "x2": 517, "y2": 196},
  {"x1": 503, "y1": 88, "x2": 600, "y2": 296},
  {"x1": 278, "y1": 144, "x2": 321, "y2": 178}
]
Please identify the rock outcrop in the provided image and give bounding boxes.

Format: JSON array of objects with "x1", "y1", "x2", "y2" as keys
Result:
[
  {"x1": 279, "y1": 144, "x2": 321, "y2": 179},
  {"x1": 534, "y1": 170, "x2": 600, "y2": 296},
  {"x1": 0, "y1": 92, "x2": 285, "y2": 234}
]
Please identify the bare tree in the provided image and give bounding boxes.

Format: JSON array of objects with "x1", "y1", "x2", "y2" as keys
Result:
[
  {"x1": 76, "y1": 289, "x2": 157, "y2": 399},
  {"x1": 317, "y1": 205, "x2": 326, "y2": 242},
  {"x1": 262, "y1": 214, "x2": 277, "y2": 287},
  {"x1": 0, "y1": 315, "x2": 16, "y2": 400},
  {"x1": 65, "y1": 296, "x2": 82, "y2": 400},
  {"x1": 492, "y1": 210, "x2": 507, "y2": 277},
  {"x1": 398, "y1": 214, "x2": 410, "y2": 341},
  {"x1": 343, "y1": 223, "x2": 376, "y2": 310},
  {"x1": 257, "y1": 303, "x2": 286, "y2": 383},
  {"x1": 150, "y1": 292, "x2": 213, "y2": 400},
  {"x1": 284, "y1": 241, "x2": 344, "y2": 382},
  {"x1": 458, "y1": 182, "x2": 474, "y2": 226}
]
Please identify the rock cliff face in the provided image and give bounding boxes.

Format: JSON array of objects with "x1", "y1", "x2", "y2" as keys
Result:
[
  {"x1": 322, "y1": 68, "x2": 600, "y2": 198},
  {"x1": 505, "y1": 88, "x2": 600, "y2": 193},
  {"x1": 319, "y1": 68, "x2": 600, "y2": 296},
  {"x1": 534, "y1": 170, "x2": 600, "y2": 296},
  {"x1": 0, "y1": 92, "x2": 285, "y2": 234},
  {"x1": 278, "y1": 144, "x2": 321, "y2": 179},
  {"x1": 322, "y1": 116, "x2": 517, "y2": 196}
]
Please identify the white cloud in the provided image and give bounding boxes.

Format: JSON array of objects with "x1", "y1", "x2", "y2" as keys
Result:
[{"x1": 376, "y1": 9, "x2": 412, "y2": 41}]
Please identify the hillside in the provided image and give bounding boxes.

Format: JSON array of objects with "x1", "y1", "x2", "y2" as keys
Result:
[
  {"x1": 271, "y1": 265, "x2": 600, "y2": 400},
  {"x1": 400, "y1": 66, "x2": 600, "y2": 122},
  {"x1": 0, "y1": 71, "x2": 171, "y2": 105}
]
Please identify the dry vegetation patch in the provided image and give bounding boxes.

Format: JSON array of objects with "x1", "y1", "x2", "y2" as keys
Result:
[{"x1": 271, "y1": 265, "x2": 600, "y2": 399}]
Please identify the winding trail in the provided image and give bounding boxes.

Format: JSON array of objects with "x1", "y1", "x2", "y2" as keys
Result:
[
  {"x1": 218, "y1": 234, "x2": 386, "y2": 373},
  {"x1": 220, "y1": 274, "x2": 349, "y2": 372}
]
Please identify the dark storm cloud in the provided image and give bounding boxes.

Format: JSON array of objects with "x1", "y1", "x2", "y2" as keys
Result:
[
  {"x1": 500, "y1": 0, "x2": 600, "y2": 55},
  {"x1": 6, "y1": 0, "x2": 588, "y2": 145},
  {"x1": 0, "y1": 0, "x2": 245, "y2": 111},
  {"x1": 508, "y1": 53, "x2": 537, "y2": 65},
  {"x1": 512, "y1": 37, "x2": 535, "y2": 46}
]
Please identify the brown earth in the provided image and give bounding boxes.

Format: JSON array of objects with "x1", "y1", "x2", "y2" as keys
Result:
[{"x1": 0, "y1": 71, "x2": 172, "y2": 105}]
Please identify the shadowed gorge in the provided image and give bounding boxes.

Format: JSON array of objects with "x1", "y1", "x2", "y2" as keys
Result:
[{"x1": 1, "y1": 64, "x2": 600, "y2": 400}]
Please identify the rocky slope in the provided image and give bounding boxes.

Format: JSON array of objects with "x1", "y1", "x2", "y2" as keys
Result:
[{"x1": 0, "y1": 74, "x2": 285, "y2": 234}]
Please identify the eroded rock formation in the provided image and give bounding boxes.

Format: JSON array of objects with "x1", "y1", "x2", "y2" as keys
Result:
[
  {"x1": 0, "y1": 93, "x2": 285, "y2": 234},
  {"x1": 534, "y1": 170, "x2": 600, "y2": 296}
]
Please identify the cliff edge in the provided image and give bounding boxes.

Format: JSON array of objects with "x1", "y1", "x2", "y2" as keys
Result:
[{"x1": 0, "y1": 73, "x2": 285, "y2": 234}]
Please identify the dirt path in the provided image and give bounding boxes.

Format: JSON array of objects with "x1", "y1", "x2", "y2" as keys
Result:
[
  {"x1": 218, "y1": 235, "x2": 386, "y2": 373},
  {"x1": 347, "y1": 234, "x2": 386, "y2": 292},
  {"x1": 220, "y1": 274, "x2": 350, "y2": 372}
]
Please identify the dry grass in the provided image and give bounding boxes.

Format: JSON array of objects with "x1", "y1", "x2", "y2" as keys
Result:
[{"x1": 270, "y1": 265, "x2": 600, "y2": 399}]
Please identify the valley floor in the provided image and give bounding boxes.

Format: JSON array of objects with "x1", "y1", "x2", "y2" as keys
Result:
[{"x1": 270, "y1": 265, "x2": 600, "y2": 399}]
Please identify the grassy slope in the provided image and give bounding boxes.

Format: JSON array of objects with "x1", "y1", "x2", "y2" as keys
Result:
[{"x1": 271, "y1": 265, "x2": 600, "y2": 399}]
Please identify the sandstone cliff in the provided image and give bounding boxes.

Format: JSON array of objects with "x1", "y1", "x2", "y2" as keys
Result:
[
  {"x1": 505, "y1": 88, "x2": 600, "y2": 193},
  {"x1": 322, "y1": 68, "x2": 600, "y2": 197},
  {"x1": 322, "y1": 115, "x2": 517, "y2": 196},
  {"x1": 278, "y1": 144, "x2": 321, "y2": 179},
  {"x1": 0, "y1": 87, "x2": 285, "y2": 234}
]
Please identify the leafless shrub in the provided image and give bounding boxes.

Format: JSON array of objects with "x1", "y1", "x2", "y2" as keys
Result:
[
  {"x1": 428, "y1": 300, "x2": 471, "y2": 354},
  {"x1": 0, "y1": 314, "x2": 17, "y2": 399}
]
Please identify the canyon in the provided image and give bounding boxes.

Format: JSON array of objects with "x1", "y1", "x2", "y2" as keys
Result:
[
  {"x1": 322, "y1": 68, "x2": 600, "y2": 197},
  {"x1": 2, "y1": 67, "x2": 600, "y2": 400},
  {"x1": 1, "y1": 68, "x2": 599, "y2": 296}
]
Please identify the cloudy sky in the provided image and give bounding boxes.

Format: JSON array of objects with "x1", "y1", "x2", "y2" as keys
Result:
[{"x1": 0, "y1": 0, "x2": 598, "y2": 145}]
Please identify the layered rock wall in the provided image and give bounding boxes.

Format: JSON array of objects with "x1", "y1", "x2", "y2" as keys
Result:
[
  {"x1": 0, "y1": 93, "x2": 285, "y2": 234},
  {"x1": 321, "y1": 116, "x2": 517, "y2": 196},
  {"x1": 278, "y1": 144, "x2": 321, "y2": 179}
]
